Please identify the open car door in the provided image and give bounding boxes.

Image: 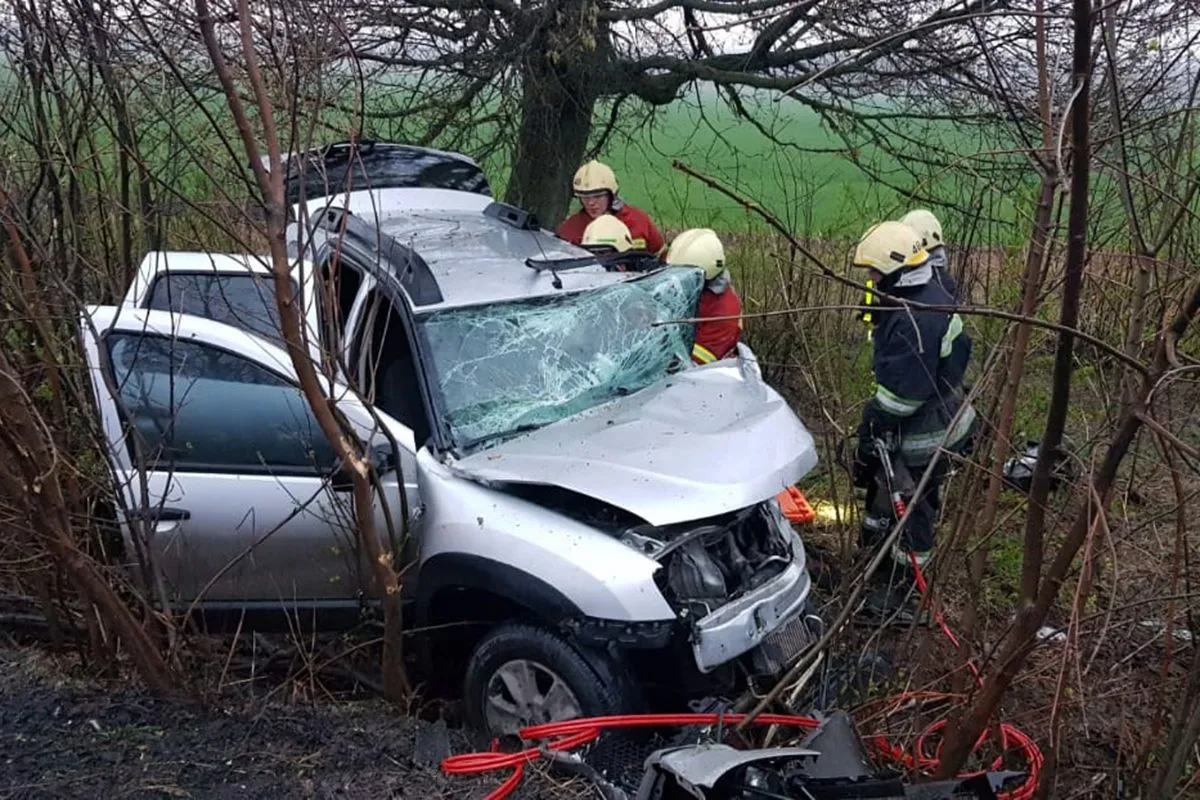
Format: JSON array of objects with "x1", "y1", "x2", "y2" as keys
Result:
[
  {"x1": 80, "y1": 304, "x2": 419, "y2": 616},
  {"x1": 122, "y1": 251, "x2": 323, "y2": 364},
  {"x1": 263, "y1": 140, "x2": 491, "y2": 214}
]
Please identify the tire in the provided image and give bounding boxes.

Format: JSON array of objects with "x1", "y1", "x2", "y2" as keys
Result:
[{"x1": 463, "y1": 622, "x2": 640, "y2": 737}]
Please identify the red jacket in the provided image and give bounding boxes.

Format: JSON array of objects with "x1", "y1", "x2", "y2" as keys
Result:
[
  {"x1": 693, "y1": 283, "x2": 742, "y2": 364},
  {"x1": 557, "y1": 204, "x2": 666, "y2": 256}
]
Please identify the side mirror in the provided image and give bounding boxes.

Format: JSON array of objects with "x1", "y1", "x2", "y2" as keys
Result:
[{"x1": 330, "y1": 442, "x2": 397, "y2": 492}]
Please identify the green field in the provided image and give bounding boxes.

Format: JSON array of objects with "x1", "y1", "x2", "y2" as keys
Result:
[
  {"x1": 490, "y1": 97, "x2": 1036, "y2": 244},
  {"x1": 0, "y1": 72, "x2": 1088, "y2": 250},
  {"x1": 596, "y1": 101, "x2": 902, "y2": 237}
]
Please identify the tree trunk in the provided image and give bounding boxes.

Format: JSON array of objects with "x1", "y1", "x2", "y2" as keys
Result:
[
  {"x1": 960, "y1": 173, "x2": 1056, "y2": 646},
  {"x1": 1016, "y1": 0, "x2": 1094, "y2": 611},
  {"x1": 504, "y1": 1, "x2": 604, "y2": 227},
  {"x1": 197, "y1": 0, "x2": 410, "y2": 702},
  {"x1": 938, "y1": 0, "x2": 1096, "y2": 774},
  {"x1": 0, "y1": 348, "x2": 175, "y2": 694}
]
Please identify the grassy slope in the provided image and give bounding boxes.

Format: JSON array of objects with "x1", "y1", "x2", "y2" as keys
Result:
[{"x1": 597, "y1": 102, "x2": 890, "y2": 236}]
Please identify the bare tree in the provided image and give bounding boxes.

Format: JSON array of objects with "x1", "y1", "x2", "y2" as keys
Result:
[{"x1": 339, "y1": 0, "x2": 1023, "y2": 224}]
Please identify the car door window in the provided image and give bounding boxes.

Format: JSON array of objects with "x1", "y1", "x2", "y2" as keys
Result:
[
  {"x1": 146, "y1": 273, "x2": 298, "y2": 347},
  {"x1": 106, "y1": 333, "x2": 336, "y2": 474}
]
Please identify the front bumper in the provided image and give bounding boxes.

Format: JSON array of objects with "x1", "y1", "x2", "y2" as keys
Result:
[{"x1": 690, "y1": 531, "x2": 812, "y2": 673}]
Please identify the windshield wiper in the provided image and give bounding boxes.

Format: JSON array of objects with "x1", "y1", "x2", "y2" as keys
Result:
[
  {"x1": 460, "y1": 422, "x2": 547, "y2": 451},
  {"x1": 525, "y1": 256, "x2": 601, "y2": 273}
]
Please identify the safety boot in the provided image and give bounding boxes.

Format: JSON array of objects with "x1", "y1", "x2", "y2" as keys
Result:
[{"x1": 859, "y1": 550, "x2": 931, "y2": 627}]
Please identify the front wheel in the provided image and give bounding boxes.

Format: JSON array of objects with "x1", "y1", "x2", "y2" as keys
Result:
[{"x1": 463, "y1": 623, "x2": 640, "y2": 737}]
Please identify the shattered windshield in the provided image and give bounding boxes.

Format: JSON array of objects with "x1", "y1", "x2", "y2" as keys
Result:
[{"x1": 418, "y1": 267, "x2": 703, "y2": 450}]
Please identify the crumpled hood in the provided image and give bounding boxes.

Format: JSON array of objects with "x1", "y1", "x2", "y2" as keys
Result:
[{"x1": 451, "y1": 360, "x2": 818, "y2": 527}]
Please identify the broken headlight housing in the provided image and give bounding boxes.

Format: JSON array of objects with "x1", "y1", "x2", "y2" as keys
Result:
[{"x1": 620, "y1": 500, "x2": 798, "y2": 616}]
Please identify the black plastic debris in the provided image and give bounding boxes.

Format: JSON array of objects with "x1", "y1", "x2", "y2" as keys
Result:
[
  {"x1": 797, "y1": 711, "x2": 875, "y2": 780},
  {"x1": 626, "y1": 717, "x2": 1024, "y2": 799}
]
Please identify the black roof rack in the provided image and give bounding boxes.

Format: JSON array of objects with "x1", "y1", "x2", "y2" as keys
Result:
[
  {"x1": 316, "y1": 207, "x2": 445, "y2": 307},
  {"x1": 484, "y1": 201, "x2": 540, "y2": 231}
]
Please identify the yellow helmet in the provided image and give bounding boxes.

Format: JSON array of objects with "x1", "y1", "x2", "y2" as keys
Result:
[
  {"x1": 900, "y1": 208, "x2": 944, "y2": 250},
  {"x1": 852, "y1": 221, "x2": 928, "y2": 275},
  {"x1": 572, "y1": 160, "x2": 619, "y2": 195},
  {"x1": 581, "y1": 214, "x2": 634, "y2": 252},
  {"x1": 666, "y1": 228, "x2": 726, "y2": 281}
]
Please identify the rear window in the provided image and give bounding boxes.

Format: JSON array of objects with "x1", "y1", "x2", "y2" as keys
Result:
[
  {"x1": 285, "y1": 144, "x2": 491, "y2": 205},
  {"x1": 146, "y1": 273, "x2": 297, "y2": 346}
]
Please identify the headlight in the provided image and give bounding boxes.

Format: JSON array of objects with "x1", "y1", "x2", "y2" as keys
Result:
[{"x1": 620, "y1": 530, "x2": 664, "y2": 557}]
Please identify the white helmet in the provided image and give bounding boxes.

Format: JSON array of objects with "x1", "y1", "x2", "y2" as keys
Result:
[
  {"x1": 581, "y1": 214, "x2": 634, "y2": 253},
  {"x1": 666, "y1": 228, "x2": 726, "y2": 281},
  {"x1": 572, "y1": 160, "x2": 619, "y2": 196},
  {"x1": 900, "y1": 209, "x2": 944, "y2": 250},
  {"x1": 852, "y1": 221, "x2": 928, "y2": 276}
]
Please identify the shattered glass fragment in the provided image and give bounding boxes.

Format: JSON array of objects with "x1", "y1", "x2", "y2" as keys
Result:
[{"x1": 418, "y1": 267, "x2": 704, "y2": 450}]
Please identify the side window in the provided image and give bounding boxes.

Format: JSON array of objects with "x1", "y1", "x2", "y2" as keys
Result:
[
  {"x1": 146, "y1": 273, "x2": 297, "y2": 347},
  {"x1": 107, "y1": 333, "x2": 336, "y2": 473}
]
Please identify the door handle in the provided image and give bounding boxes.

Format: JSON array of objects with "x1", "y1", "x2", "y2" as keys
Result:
[{"x1": 127, "y1": 507, "x2": 192, "y2": 523}]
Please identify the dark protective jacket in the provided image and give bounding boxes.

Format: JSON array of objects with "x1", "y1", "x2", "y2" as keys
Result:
[
  {"x1": 926, "y1": 246, "x2": 959, "y2": 301},
  {"x1": 863, "y1": 267, "x2": 976, "y2": 464}
]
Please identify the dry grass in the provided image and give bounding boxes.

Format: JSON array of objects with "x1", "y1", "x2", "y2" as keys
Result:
[{"x1": 724, "y1": 227, "x2": 1200, "y2": 794}]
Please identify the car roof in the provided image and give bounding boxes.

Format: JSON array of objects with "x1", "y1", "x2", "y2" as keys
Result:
[
  {"x1": 301, "y1": 188, "x2": 652, "y2": 313},
  {"x1": 378, "y1": 208, "x2": 640, "y2": 312},
  {"x1": 137, "y1": 250, "x2": 275, "y2": 275}
]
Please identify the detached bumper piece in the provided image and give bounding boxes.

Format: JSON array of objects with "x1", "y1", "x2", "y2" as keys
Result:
[{"x1": 633, "y1": 712, "x2": 1021, "y2": 800}]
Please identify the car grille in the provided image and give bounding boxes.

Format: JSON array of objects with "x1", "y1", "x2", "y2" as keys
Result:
[{"x1": 750, "y1": 611, "x2": 814, "y2": 678}]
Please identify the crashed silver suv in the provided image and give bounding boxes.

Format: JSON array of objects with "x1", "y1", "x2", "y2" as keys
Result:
[{"x1": 83, "y1": 163, "x2": 819, "y2": 736}]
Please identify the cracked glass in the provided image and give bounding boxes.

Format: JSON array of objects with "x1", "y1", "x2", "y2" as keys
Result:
[{"x1": 418, "y1": 267, "x2": 704, "y2": 451}]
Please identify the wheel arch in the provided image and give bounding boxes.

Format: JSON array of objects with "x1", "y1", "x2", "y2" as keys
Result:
[{"x1": 414, "y1": 552, "x2": 584, "y2": 629}]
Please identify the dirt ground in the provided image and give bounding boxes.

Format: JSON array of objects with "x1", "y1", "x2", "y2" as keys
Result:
[{"x1": 0, "y1": 644, "x2": 570, "y2": 800}]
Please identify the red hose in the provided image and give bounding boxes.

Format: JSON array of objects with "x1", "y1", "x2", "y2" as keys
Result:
[{"x1": 443, "y1": 556, "x2": 1043, "y2": 799}]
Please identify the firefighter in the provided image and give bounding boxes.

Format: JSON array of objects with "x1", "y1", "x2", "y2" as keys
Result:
[
  {"x1": 666, "y1": 228, "x2": 742, "y2": 365},
  {"x1": 581, "y1": 213, "x2": 635, "y2": 253},
  {"x1": 900, "y1": 208, "x2": 958, "y2": 300},
  {"x1": 580, "y1": 214, "x2": 660, "y2": 272},
  {"x1": 557, "y1": 160, "x2": 666, "y2": 258},
  {"x1": 850, "y1": 220, "x2": 976, "y2": 620}
]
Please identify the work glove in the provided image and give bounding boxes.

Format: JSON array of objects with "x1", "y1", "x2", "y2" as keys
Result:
[
  {"x1": 852, "y1": 449, "x2": 878, "y2": 489},
  {"x1": 853, "y1": 417, "x2": 879, "y2": 489},
  {"x1": 853, "y1": 399, "x2": 902, "y2": 488}
]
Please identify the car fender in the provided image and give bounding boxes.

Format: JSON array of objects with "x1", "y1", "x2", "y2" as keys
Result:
[{"x1": 414, "y1": 450, "x2": 676, "y2": 624}]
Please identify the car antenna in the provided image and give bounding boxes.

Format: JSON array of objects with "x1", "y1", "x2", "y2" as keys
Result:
[{"x1": 525, "y1": 218, "x2": 563, "y2": 289}]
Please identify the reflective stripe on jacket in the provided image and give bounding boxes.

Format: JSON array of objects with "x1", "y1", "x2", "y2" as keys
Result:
[
  {"x1": 692, "y1": 281, "x2": 742, "y2": 364},
  {"x1": 870, "y1": 274, "x2": 974, "y2": 462}
]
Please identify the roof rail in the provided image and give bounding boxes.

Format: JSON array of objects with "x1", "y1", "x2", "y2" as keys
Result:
[
  {"x1": 484, "y1": 201, "x2": 540, "y2": 231},
  {"x1": 314, "y1": 207, "x2": 445, "y2": 307}
]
